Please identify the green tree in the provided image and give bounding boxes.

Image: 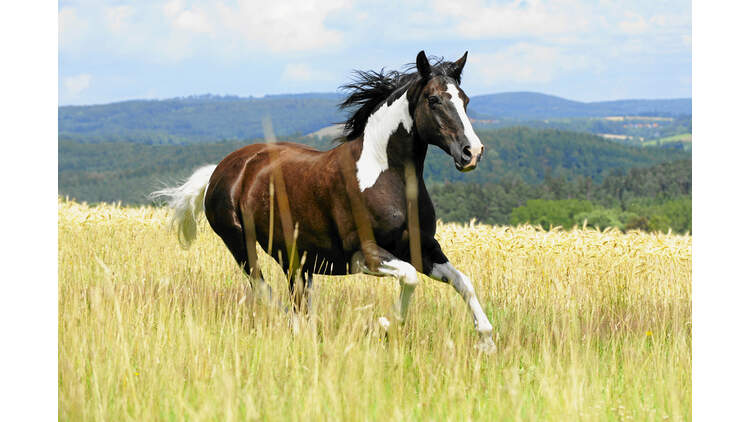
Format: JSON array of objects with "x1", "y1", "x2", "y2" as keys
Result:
[
  {"x1": 510, "y1": 199, "x2": 594, "y2": 230},
  {"x1": 574, "y1": 208, "x2": 637, "y2": 231}
]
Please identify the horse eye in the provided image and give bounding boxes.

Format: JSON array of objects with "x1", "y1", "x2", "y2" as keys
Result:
[{"x1": 428, "y1": 96, "x2": 440, "y2": 106}]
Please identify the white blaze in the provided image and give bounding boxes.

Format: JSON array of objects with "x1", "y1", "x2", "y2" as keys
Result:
[
  {"x1": 446, "y1": 84, "x2": 483, "y2": 154},
  {"x1": 356, "y1": 90, "x2": 413, "y2": 191}
]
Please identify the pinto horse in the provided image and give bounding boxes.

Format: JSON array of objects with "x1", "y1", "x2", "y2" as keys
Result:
[{"x1": 152, "y1": 51, "x2": 496, "y2": 352}]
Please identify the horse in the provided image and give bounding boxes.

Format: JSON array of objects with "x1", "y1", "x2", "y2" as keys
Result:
[{"x1": 151, "y1": 51, "x2": 496, "y2": 352}]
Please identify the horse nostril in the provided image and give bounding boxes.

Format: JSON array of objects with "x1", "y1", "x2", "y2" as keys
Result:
[{"x1": 462, "y1": 145, "x2": 472, "y2": 160}]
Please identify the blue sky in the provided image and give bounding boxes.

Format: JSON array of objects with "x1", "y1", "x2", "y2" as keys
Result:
[{"x1": 58, "y1": 0, "x2": 691, "y2": 105}]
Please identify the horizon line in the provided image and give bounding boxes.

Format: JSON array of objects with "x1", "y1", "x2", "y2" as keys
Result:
[{"x1": 58, "y1": 90, "x2": 693, "y2": 108}]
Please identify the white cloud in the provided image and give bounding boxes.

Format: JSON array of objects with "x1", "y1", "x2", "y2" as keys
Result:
[
  {"x1": 280, "y1": 63, "x2": 333, "y2": 83},
  {"x1": 58, "y1": 0, "x2": 349, "y2": 64},
  {"x1": 175, "y1": 9, "x2": 212, "y2": 33},
  {"x1": 163, "y1": 0, "x2": 182, "y2": 18},
  {"x1": 215, "y1": 0, "x2": 350, "y2": 52},
  {"x1": 282, "y1": 63, "x2": 314, "y2": 81},
  {"x1": 422, "y1": 0, "x2": 689, "y2": 87},
  {"x1": 63, "y1": 74, "x2": 92, "y2": 96},
  {"x1": 106, "y1": 5, "x2": 135, "y2": 33},
  {"x1": 649, "y1": 12, "x2": 691, "y2": 29},
  {"x1": 427, "y1": 0, "x2": 690, "y2": 53},
  {"x1": 163, "y1": 0, "x2": 213, "y2": 34},
  {"x1": 432, "y1": 0, "x2": 590, "y2": 39},
  {"x1": 59, "y1": 6, "x2": 88, "y2": 49},
  {"x1": 471, "y1": 43, "x2": 592, "y2": 84},
  {"x1": 618, "y1": 11, "x2": 648, "y2": 35}
]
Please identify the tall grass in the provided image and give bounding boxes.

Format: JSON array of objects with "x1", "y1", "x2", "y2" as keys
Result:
[{"x1": 59, "y1": 199, "x2": 691, "y2": 421}]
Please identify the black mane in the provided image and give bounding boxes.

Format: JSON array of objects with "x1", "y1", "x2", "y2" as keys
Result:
[{"x1": 338, "y1": 56, "x2": 456, "y2": 142}]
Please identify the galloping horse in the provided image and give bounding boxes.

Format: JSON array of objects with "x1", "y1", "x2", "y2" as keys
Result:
[{"x1": 152, "y1": 51, "x2": 496, "y2": 352}]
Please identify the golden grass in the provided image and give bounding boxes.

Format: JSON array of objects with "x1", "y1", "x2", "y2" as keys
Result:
[{"x1": 59, "y1": 198, "x2": 691, "y2": 421}]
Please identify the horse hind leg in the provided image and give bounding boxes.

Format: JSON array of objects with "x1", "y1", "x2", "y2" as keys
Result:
[
  {"x1": 289, "y1": 269, "x2": 314, "y2": 315},
  {"x1": 286, "y1": 270, "x2": 315, "y2": 336},
  {"x1": 215, "y1": 219, "x2": 273, "y2": 302}
]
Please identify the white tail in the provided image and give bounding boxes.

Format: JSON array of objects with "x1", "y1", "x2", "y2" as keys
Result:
[{"x1": 149, "y1": 164, "x2": 217, "y2": 249}]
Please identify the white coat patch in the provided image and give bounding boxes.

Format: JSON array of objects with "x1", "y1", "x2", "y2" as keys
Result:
[{"x1": 356, "y1": 91, "x2": 413, "y2": 191}]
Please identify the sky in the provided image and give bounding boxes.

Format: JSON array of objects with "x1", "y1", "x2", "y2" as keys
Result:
[{"x1": 58, "y1": 0, "x2": 691, "y2": 105}]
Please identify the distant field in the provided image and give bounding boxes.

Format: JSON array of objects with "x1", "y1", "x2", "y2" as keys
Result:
[
  {"x1": 644, "y1": 133, "x2": 692, "y2": 147},
  {"x1": 59, "y1": 199, "x2": 692, "y2": 421},
  {"x1": 603, "y1": 116, "x2": 675, "y2": 122},
  {"x1": 596, "y1": 133, "x2": 635, "y2": 141}
]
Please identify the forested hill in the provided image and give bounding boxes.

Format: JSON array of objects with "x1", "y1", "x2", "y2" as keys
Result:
[
  {"x1": 59, "y1": 126, "x2": 688, "y2": 205},
  {"x1": 58, "y1": 92, "x2": 691, "y2": 145},
  {"x1": 468, "y1": 92, "x2": 691, "y2": 119},
  {"x1": 58, "y1": 94, "x2": 346, "y2": 144},
  {"x1": 422, "y1": 127, "x2": 687, "y2": 185}
]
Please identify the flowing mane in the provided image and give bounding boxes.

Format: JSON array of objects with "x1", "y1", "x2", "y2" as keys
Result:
[{"x1": 338, "y1": 56, "x2": 459, "y2": 141}]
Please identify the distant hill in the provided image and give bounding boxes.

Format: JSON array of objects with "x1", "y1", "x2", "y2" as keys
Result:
[
  {"x1": 58, "y1": 93, "x2": 347, "y2": 144},
  {"x1": 58, "y1": 92, "x2": 691, "y2": 145},
  {"x1": 468, "y1": 92, "x2": 692, "y2": 119}
]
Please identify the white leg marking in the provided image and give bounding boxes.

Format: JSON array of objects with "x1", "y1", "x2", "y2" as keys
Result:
[
  {"x1": 356, "y1": 91, "x2": 413, "y2": 191},
  {"x1": 446, "y1": 84, "x2": 483, "y2": 155},
  {"x1": 376, "y1": 259, "x2": 419, "y2": 322},
  {"x1": 251, "y1": 276, "x2": 272, "y2": 304},
  {"x1": 377, "y1": 316, "x2": 391, "y2": 331},
  {"x1": 430, "y1": 262, "x2": 493, "y2": 336}
]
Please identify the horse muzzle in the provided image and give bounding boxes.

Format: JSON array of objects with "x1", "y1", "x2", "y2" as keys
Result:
[{"x1": 454, "y1": 144, "x2": 484, "y2": 172}]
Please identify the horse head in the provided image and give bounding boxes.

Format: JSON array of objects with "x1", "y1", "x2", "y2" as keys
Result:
[{"x1": 411, "y1": 50, "x2": 484, "y2": 172}]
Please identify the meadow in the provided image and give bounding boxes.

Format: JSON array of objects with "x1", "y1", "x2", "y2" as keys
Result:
[{"x1": 59, "y1": 198, "x2": 691, "y2": 421}]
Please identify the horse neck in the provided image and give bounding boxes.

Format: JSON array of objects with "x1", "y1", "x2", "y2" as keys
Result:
[
  {"x1": 354, "y1": 90, "x2": 427, "y2": 190},
  {"x1": 388, "y1": 131, "x2": 427, "y2": 174}
]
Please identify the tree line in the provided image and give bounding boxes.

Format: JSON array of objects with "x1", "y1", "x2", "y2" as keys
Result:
[{"x1": 430, "y1": 160, "x2": 691, "y2": 233}]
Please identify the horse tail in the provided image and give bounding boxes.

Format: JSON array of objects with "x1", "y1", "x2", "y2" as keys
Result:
[{"x1": 149, "y1": 164, "x2": 217, "y2": 249}]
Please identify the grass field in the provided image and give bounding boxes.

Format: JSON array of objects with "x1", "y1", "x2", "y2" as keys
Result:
[{"x1": 59, "y1": 199, "x2": 692, "y2": 421}]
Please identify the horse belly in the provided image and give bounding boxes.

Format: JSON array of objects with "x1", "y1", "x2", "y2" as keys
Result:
[
  {"x1": 244, "y1": 164, "x2": 353, "y2": 275},
  {"x1": 298, "y1": 247, "x2": 350, "y2": 275}
]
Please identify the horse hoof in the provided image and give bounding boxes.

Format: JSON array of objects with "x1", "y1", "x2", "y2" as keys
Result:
[
  {"x1": 377, "y1": 316, "x2": 391, "y2": 331},
  {"x1": 290, "y1": 314, "x2": 301, "y2": 335},
  {"x1": 475, "y1": 336, "x2": 497, "y2": 354}
]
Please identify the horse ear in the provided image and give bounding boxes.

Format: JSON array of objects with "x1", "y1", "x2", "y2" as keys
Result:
[
  {"x1": 450, "y1": 51, "x2": 468, "y2": 84},
  {"x1": 416, "y1": 50, "x2": 431, "y2": 79}
]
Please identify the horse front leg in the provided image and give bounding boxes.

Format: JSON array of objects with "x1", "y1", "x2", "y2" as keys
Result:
[
  {"x1": 350, "y1": 248, "x2": 420, "y2": 324},
  {"x1": 425, "y1": 242, "x2": 496, "y2": 353}
]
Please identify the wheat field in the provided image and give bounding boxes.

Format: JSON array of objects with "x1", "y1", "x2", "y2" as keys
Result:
[{"x1": 58, "y1": 198, "x2": 691, "y2": 421}]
